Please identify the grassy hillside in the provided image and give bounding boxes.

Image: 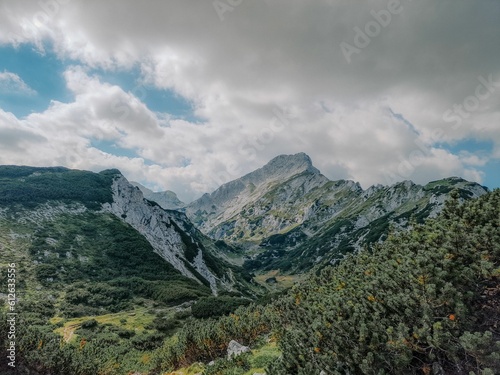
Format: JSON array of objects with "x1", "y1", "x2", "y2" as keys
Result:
[
  {"x1": 0, "y1": 166, "x2": 260, "y2": 375},
  {"x1": 0, "y1": 204, "x2": 216, "y2": 374}
]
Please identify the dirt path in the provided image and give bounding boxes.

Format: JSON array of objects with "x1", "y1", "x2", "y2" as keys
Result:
[{"x1": 63, "y1": 323, "x2": 80, "y2": 343}]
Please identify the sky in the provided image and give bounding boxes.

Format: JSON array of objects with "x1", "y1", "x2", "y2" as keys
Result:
[{"x1": 0, "y1": 0, "x2": 499, "y2": 202}]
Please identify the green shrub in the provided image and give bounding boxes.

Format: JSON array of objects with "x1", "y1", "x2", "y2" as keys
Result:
[
  {"x1": 80, "y1": 319, "x2": 98, "y2": 329},
  {"x1": 191, "y1": 297, "x2": 251, "y2": 319},
  {"x1": 270, "y1": 190, "x2": 500, "y2": 375}
]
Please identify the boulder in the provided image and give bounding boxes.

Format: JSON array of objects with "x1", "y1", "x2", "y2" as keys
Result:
[
  {"x1": 265, "y1": 277, "x2": 277, "y2": 284},
  {"x1": 227, "y1": 340, "x2": 250, "y2": 359}
]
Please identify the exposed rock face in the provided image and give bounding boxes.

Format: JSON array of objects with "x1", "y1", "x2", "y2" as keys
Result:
[
  {"x1": 227, "y1": 340, "x2": 251, "y2": 359},
  {"x1": 253, "y1": 176, "x2": 488, "y2": 272},
  {"x1": 103, "y1": 175, "x2": 220, "y2": 292},
  {"x1": 185, "y1": 153, "x2": 330, "y2": 241},
  {"x1": 187, "y1": 153, "x2": 488, "y2": 245},
  {"x1": 130, "y1": 181, "x2": 185, "y2": 210},
  {"x1": 184, "y1": 153, "x2": 489, "y2": 273}
]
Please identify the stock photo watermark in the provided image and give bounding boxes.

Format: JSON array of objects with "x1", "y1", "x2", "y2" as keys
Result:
[
  {"x1": 4, "y1": 263, "x2": 17, "y2": 369},
  {"x1": 384, "y1": 73, "x2": 499, "y2": 185},
  {"x1": 111, "y1": 83, "x2": 149, "y2": 121},
  {"x1": 340, "y1": 0, "x2": 413, "y2": 64},
  {"x1": 442, "y1": 74, "x2": 499, "y2": 129},
  {"x1": 213, "y1": 0, "x2": 244, "y2": 22},
  {"x1": 205, "y1": 105, "x2": 296, "y2": 188},
  {"x1": 8, "y1": 0, "x2": 72, "y2": 44}
]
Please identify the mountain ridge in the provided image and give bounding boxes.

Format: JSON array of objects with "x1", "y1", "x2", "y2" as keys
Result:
[
  {"x1": 0, "y1": 165, "x2": 253, "y2": 294},
  {"x1": 130, "y1": 181, "x2": 185, "y2": 210},
  {"x1": 176, "y1": 153, "x2": 489, "y2": 273}
]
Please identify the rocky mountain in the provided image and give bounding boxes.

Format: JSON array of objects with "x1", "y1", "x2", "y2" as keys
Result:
[
  {"x1": 0, "y1": 163, "x2": 495, "y2": 375},
  {"x1": 130, "y1": 181, "x2": 185, "y2": 210},
  {"x1": 184, "y1": 153, "x2": 488, "y2": 273},
  {"x1": 0, "y1": 165, "x2": 258, "y2": 375},
  {"x1": 105, "y1": 174, "x2": 238, "y2": 293},
  {"x1": 0, "y1": 166, "x2": 252, "y2": 295},
  {"x1": 185, "y1": 152, "x2": 327, "y2": 239}
]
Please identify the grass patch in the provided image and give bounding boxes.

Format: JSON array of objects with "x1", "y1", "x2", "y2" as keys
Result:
[{"x1": 53, "y1": 307, "x2": 157, "y2": 342}]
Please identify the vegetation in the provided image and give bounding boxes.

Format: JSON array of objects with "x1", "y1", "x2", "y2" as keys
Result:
[
  {"x1": 0, "y1": 166, "x2": 118, "y2": 209},
  {"x1": 153, "y1": 303, "x2": 273, "y2": 371},
  {"x1": 270, "y1": 190, "x2": 500, "y2": 374},
  {"x1": 191, "y1": 296, "x2": 251, "y2": 319},
  {"x1": 0, "y1": 161, "x2": 498, "y2": 375},
  {"x1": 0, "y1": 203, "x2": 211, "y2": 374},
  {"x1": 27, "y1": 212, "x2": 211, "y2": 316},
  {"x1": 150, "y1": 190, "x2": 500, "y2": 375}
]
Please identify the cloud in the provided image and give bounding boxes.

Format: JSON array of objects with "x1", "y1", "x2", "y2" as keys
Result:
[
  {"x1": 0, "y1": 0, "x2": 499, "y2": 198},
  {"x1": 0, "y1": 71, "x2": 36, "y2": 96},
  {"x1": 0, "y1": 68, "x2": 487, "y2": 202}
]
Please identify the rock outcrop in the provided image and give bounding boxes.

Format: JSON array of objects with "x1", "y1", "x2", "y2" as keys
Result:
[
  {"x1": 130, "y1": 181, "x2": 185, "y2": 210},
  {"x1": 103, "y1": 174, "x2": 220, "y2": 292},
  {"x1": 227, "y1": 340, "x2": 251, "y2": 359}
]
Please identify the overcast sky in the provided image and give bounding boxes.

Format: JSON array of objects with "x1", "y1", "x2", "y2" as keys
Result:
[{"x1": 0, "y1": 0, "x2": 499, "y2": 202}]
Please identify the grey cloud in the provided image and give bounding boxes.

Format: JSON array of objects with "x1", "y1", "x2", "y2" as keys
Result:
[
  {"x1": 0, "y1": 0, "x2": 498, "y2": 197},
  {"x1": 0, "y1": 127, "x2": 45, "y2": 150}
]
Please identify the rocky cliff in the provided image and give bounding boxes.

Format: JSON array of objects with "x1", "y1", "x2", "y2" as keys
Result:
[{"x1": 103, "y1": 175, "x2": 224, "y2": 292}]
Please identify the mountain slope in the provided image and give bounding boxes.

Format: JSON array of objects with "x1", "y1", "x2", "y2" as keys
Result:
[
  {"x1": 0, "y1": 165, "x2": 252, "y2": 294},
  {"x1": 130, "y1": 181, "x2": 185, "y2": 210},
  {"x1": 185, "y1": 152, "x2": 329, "y2": 240},
  {"x1": 269, "y1": 189, "x2": 500, "y2": 374},
  {"x1": 105, "y1": 174, "x2": 222, "y2": 292},
  {"x1": 152, "y1": 190, "x2": 500, "y2": 375},
  {"x1": 252, "y1": 177, "x2": 488, "y2": 272},
  {"x1": 0, "y1": 165, "x2": 259, "y2": 375},
  {"x1": 183, "y1": 154, "x2": 488, "y2": 273}
]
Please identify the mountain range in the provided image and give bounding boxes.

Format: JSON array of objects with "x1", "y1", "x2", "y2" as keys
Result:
[
  {"x1": 2, "y1": 153, "x2": 486, "y2": 282},
  {"x1": 0, "y1": 156, "x2": 495, "y2": 375},
  {"x1": 180, "y1": 153, "x2": 488, "y2": 272},
  {"x1": 130, "y1": 181, "x2": 185, "y2": 210},
  {"x1": 0, "y1": 166, "x2": 253, "y2": 297}
]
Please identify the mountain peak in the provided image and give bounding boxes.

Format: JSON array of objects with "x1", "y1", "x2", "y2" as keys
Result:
[
  {"x1": 185, "y1": 153, "x2": 328, "y2": 233},
  {"x1": 130, "y1": 181, "x2": 185, "y2": 210},
  {"x1": 239, "y1": 152, "x2": 319, "y2": 188},
  {"x1": 264, "y1": 152, "x2": 317, "y2": 174}
]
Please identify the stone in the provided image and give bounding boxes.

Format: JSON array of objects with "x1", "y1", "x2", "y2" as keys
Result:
[
  {"x1": 265, "y1": 277, "x2": 277, "y2": 284},
  {"x1": 227, "y1": 340, "x2": 250, "y2": 359}
]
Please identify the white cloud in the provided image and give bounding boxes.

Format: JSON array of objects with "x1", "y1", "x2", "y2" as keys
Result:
[
  {"x1": 0, "y1": 0, "x2": 499, "y2": 198},
  {"x1": 0, "y1": 71, "x2": 36, "y2": 96},
  {"x1": 0, "y1": 68, "x2": 487, "y2": 202}
]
